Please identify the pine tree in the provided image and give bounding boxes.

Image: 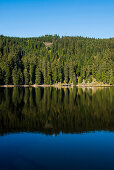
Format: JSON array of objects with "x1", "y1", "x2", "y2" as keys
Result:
[
  {"x1": 42, "y1": 60, "x2": 47, "y2": 84},
  {"x1": 72, "y1": 72, "x2": 77, "y2": 85},
  {"x1": 12, "y1": 66, "x2": 19, "y2": 85},
  {"x1": 109, "y1": 69, "x2": 114, "y2": 85},
  {"x1": 35, "y1": 67, "x2": 41, "y2": 84},
  {"x1": 18, "y1": 69, "x2": 23, "y2": 84},
  {"x1": 57, "y1": 62, "x2": 63, "y2": 83},
  {"x1": 29, "y1": 64, "x2": 34, "y2": 85},
  {"x1": 69, "y1": 60, "x2": 74, "y2": 83},
  {"x1": 0, "y1": 67, "x2": 3, "y2": 84},
  {"x1": 47, "y1": 62, "x2": 52, "y2": 84},
  {"x1": 52, "y1": 65, "x2": 58, "y2": 84},
  {"x1": 5, "y1": 62, "x2": 12, "y2": 84},
  {"x1": 64, "y1": 65, "x2": 69, "y2": 83},
  {"x1": 24, "y1": 68, "x2": 30, "y2": 85}
]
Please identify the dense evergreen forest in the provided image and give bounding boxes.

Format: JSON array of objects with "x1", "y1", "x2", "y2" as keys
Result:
[{"x1": 0, "y1": 35, "x2": 114, "y2": 85}]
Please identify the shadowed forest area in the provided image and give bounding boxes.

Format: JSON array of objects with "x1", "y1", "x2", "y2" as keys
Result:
[
  {"x1": 0, "y1": 35, "x2": 114, "y2": 85},
  {"x1": 0, "y1": 87, "x2": 113, "y2": 135}
]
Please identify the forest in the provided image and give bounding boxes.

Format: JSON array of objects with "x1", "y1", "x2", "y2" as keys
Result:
[{"x1": 0, "y1": 35, "x2": 114, "y2": 85}]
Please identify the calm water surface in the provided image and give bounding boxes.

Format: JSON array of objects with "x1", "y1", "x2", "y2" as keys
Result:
[{"x1": 0, "y1": 87, "x2": 114, "y2": 170}]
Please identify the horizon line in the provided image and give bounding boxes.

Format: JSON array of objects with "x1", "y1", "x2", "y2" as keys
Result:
[{"x1": 0, "y1": 34, "x2": 114, "y2": 40}]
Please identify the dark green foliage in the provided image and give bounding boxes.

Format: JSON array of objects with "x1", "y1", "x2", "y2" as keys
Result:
[
  {"x1": 35, "y1": 67, "x2": 41, "y2": 84},
  {"x1": 12, "y1": 66, "x2": 19, "y2": 85},
  {"x1": 109, "y1": 69, "x2": 114, "y2": 85},
  {"x1": 0, "y1": 35, "x2": 114, "y2": 85},
  {"x1": 0, "y1": 67, "x2": 3, "y2": 84},
  {"x1": 24, "y1": 68, "x2": 30, "y2": 85},
  {"x1": 5, "y1": 62, "x2": 12, "y2": 84},
  {"x1": 72, "y1": 72, "x2": 77, "y2": 84},
  {"x1": 64, "y1": 65, "x2": 69, "y2": 83}
]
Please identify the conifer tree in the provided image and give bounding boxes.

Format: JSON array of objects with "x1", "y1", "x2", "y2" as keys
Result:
[
  {"x1": 35, "y1": 67, "x2": 41, "y2": 84},
  {"x1": 12, "y1": 66, "x2": 19, "y2": 85},
  {"x1": 24, "y1": 68, "x2": 30, "y2": 85}
]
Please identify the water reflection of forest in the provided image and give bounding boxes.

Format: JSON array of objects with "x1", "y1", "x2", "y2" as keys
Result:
[{"x1": 0, "y1": 87, "x2": 114, "y2": 135}]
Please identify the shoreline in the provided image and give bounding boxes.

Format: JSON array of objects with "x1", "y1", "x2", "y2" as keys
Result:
[{"x1": 0, "y1": 84, "x2": 113, "y2": 88}]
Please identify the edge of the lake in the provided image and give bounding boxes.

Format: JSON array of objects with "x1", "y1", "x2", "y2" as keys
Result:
[{"x1": 0, "y1": 84, "x2": 113, "y2": 88}]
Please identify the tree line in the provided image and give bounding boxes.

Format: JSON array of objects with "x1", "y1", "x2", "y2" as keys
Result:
[{"x1": 0, "y1": 35, "x2": 114, "y2": 85}]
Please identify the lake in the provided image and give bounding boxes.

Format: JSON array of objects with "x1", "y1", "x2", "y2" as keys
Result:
[{"x1": 0, "y1": 87, "x2": 114, "y2": 170}]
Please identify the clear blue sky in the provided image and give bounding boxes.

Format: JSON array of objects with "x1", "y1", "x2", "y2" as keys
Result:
[{"x1": 0, "y1": 0, "x2": 114, "y2": 38}]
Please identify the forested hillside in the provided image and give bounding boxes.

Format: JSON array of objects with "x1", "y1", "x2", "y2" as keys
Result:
[{"x1": 0, "y1": 35, "x2": 114, "y2": 85}]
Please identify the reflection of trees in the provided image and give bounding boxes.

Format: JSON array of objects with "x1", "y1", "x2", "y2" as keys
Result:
[{"x1": 0, "y1": 87, "x2": 113, "y2": 135}]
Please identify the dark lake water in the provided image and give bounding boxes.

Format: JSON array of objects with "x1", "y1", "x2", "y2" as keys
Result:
[{"x1": 0, "y1": 87, "x2": 114, "y2": 170}]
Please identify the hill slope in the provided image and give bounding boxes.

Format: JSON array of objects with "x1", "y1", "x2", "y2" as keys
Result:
[{"x1": 0, "y1": 35, "x2": 114, "y2": 85}]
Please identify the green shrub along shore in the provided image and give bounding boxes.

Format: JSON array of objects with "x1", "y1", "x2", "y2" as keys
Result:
[{"x1": 0, "y1": 35, "x2": 114, "y2": 86}]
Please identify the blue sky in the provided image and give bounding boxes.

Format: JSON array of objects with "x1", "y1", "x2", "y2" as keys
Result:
[{"x1": 0, "y1": 0, "x2": 114, "y2": 38}]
